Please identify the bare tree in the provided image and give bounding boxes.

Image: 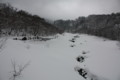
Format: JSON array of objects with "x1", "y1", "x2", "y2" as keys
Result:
[{"x1": 10, "y1": 60, "x2": 30, "y2": 80}]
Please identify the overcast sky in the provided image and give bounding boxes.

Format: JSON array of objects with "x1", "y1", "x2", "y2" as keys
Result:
[{"x1": 1, "y1": 0, "x2": 120, "y2": 20}]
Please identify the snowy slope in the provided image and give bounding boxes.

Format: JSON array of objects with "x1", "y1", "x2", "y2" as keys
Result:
[{"x1": 0, "y1": 33, "x2": 120, "y2": 80}]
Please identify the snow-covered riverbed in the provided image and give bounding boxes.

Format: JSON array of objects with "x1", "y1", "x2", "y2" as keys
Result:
[{"x1": 0, "y1": 33, "x2": 120, "y2": 80}]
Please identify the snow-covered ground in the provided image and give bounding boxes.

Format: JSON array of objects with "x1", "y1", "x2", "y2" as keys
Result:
[{"x1": 0, "y1": 33, "x2": 120, "y2": 80}]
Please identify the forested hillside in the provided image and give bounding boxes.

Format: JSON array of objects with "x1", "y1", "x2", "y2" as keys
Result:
[
  {"x1": 0, "y1": 3, "x2": 62, "y2": 37},
  {"x1": 54, "y1": 13, "x2": 120, "y2": 40}
]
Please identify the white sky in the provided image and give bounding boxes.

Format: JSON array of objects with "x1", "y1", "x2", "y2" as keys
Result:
[{"x1": 1, "y1": 0, "x2": 120, "y2": 20}]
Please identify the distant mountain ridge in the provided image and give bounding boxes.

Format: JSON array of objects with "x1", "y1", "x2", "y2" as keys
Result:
[
  {"x1": 0, "y1": 3, "x2": 62, "y2": 37},
  {"x1": 54, "y1": 13, "x2": 120, "y2": 40}
]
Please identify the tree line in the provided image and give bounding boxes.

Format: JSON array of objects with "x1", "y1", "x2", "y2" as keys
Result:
[
  {"x1": 54, "y1": 13, "x2": 120, "y2": 40},
  {"x1": 0, "y1": 3, "x2": 62, "y2": 37}
]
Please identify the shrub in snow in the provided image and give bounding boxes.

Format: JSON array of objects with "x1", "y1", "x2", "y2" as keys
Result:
[
  {"x1": 82, "y1": 51, "x2": 87, "y2": 54},
  {"x1": 70, "y1": 44, "x2": 75, "y2": 47},
  {"x1": 76, "y1": 56, "x2": 85, "y2": 63},
  {"x1": 75, "y1": 66, "x2": 107, "y2": 80},
  {"x1": 82, "y1": 51, "x2": 89, "y2": 54},
  {"x1": 74, "y1": 35, "x2": 79, "y2": 38},
  {"x1": 74, "y1": 66, "x2": 87, "y2": 79},
  {"x1": 69, "y1": 38, "x2": 75, "y2": 43},
  {"x1": 40, "y1": 38, "x2": 51, "y2": 41},
  {"x1": 13, "y1": 38, "x2": 18, "y2": 40},
  {"x1": 10, "y1": 60, "x2": 30, "y2": 80},
  {"x1": 22, "y1": 37, "x2": 27, "y2": 41}
]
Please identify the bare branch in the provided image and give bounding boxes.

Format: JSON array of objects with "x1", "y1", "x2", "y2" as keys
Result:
[{"x1": 10, "y1": 60, "x2": 30, "y2": 80}]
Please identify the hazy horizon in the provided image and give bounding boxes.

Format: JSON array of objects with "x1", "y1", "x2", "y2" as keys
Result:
[{"x1": 1, "y1": 0, "x2": 120, "y2": 20}]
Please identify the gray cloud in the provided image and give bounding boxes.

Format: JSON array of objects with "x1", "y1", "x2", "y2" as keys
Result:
[{"x1": 0, "y1": 0, "x2": 120, "y2": 20}]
